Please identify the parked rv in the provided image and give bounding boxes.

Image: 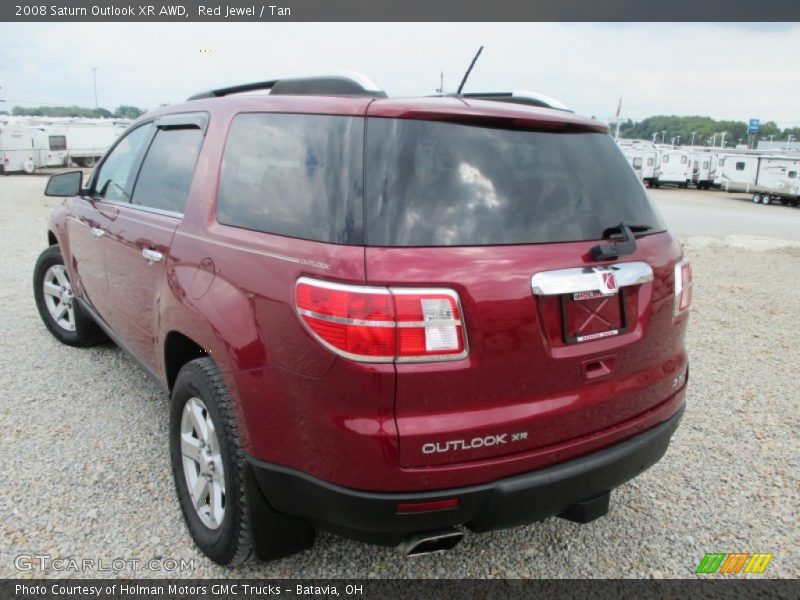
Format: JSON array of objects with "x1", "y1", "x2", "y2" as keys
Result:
[
  {"x1": 655, "y1": 148, "x2": 692, "y2": 187},
  {"x1": 690, "y1": 152, "x2": 717, "y2": 189},
  {"x1": 717, "y1": 154, "x2": 760, "y2": 198},
  {"x1": 0, "y1": 123, "x2": 68, "y2": 173},
  {"x1": 620, "y1": 143, "x2": 659, "y2": 186},
  {"x1": 751, "y1": 156, "x2": 800, "y2": 206},
  {"x1": 61, "y1": 120, "x2": 129, "y2": 167}
]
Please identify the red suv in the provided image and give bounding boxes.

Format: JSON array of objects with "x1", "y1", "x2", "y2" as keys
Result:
[{"x1": 34, "y1": 75, "x2": 690, "y2": 565}]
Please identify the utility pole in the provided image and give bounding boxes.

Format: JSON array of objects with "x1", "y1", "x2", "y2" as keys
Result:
[
  {"x1": 675, "y1": 135, "x2": 681, "y2": 146},
  {"x1": 720, "y1": 132, "x2": 727, "y2": 148},
  {"x1": 92, "y1": 67, "x2": 98, "y2": 108},
  {"x1": 435, "y1": 72, "x2": 444, "y2": 94},
  {"x1": 661, "y1": 130, "x2": 666, "y2": 144},
  {"x1": 690, "y1": 131, "x2": 696, "y2": 147},
  {"x1": 768, "y1": 134, "x2": 774, "y2": 149},
  {"x1": 651, "y1": 132, "x2": 658, "y2": 143}
]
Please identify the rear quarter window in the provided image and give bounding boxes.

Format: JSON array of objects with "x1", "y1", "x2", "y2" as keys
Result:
[{"x1": 217, "y1": 113, "x2": 364, "y2": 244}]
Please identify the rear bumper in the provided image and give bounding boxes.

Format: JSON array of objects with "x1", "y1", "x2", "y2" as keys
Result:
[{"x1": 247, "y1": 403, "x2": 684, "y2": 546}]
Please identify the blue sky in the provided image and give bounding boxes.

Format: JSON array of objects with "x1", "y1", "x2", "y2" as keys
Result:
[{"x1": 0, "y1": 22, "x2": 798, "y2": 127}]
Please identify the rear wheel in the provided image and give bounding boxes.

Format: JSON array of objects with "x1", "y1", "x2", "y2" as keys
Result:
[
  {"x1": 762, "y1": 195, "x2": 771, "y2": 205},
  {"x1": 752, "y1": 193, "x2": 761, "y2": 204},
  {"x1": 33, "y1": 245, "x2": 106, "y2": 346},
  {"x1": 170, "y1": 357, "x2": 316, "y2": 565}
]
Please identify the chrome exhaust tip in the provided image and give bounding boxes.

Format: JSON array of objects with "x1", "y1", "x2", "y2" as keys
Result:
[{"x1": 399, "y1": 528, "x2": 464, "y2": 557}]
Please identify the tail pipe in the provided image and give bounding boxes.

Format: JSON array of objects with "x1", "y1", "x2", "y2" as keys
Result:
[{"x1": 399, "y1": 528, "x2": 464, "y2": 557}]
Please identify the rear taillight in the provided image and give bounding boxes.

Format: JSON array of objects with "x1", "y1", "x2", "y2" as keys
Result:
[
  {"x1": 295, "y1": 277, "x2": 468, "y2": 363},
  {"x1": 673, "y1": 258, "x2": 693, "y2": 317}
]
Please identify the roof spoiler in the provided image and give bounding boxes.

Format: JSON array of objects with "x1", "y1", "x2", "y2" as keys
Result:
[
  {"x1": 460, "y1": 91, "x2": 573, "y2": 112},
  {"x1": 188, "y1": 73, "x2": 387, "y2": 100}
]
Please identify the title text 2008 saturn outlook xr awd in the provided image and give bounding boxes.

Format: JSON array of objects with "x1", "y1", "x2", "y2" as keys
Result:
[{"x1": 34, "y1": 74, "x2": 691, "y2": 565}]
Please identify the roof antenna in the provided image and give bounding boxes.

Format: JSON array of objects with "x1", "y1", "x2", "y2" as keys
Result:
[{"x1": 456, "y1": 46, "x2": 483, "y2": 95}]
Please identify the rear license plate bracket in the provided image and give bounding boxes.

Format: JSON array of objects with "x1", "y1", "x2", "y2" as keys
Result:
[{"x1": 560, "y1": 288, "x2": 628, "y2": 344}]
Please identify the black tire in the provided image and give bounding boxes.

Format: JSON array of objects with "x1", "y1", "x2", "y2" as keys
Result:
[
  {"x1": 170, "y1": 357, "x2": 316, "y2": 565},
  {"x1": 33, "y1": 245, "x2": 106, "y2": 347}
]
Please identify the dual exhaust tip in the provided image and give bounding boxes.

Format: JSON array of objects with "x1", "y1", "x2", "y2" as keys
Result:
[{"x1": 399, "y1": 528, "x2": 464, "y2": 557}]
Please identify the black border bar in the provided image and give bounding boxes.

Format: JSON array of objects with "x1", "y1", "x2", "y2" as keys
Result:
[{"x1": 3, "y1": 0, "x2": 800, "y2": 22}]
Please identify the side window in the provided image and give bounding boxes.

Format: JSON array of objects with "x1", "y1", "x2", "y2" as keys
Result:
[
  {"x1": 662, "y1": 155, "x2": 670, "y2": 163},
  {"x1": 736, "y1": 162, "x2": 746, "y2": 171},
  {"x1": 647, "y1": 157, "x2": 654, "y2": 166},
  {"x1": 703, "y1": 161, "x2": 709, "y2": 169},
  {"x1": 633, "y1": 157, "x2": 642, "y2": 168},
  {"x1": 93, "y1": 124, "x2": 154, "y2": 202},
  {"x1": 49, "y1": 135, "x2": 66, "y2": 151},
  {"x1": 680, "y1": 155, "x2": 687, "y2": 164},
  {"x1": 789, "y1": 171, "x2": 797, "y2": 179},
  {"x1": 217, "y1": 113, "x2": 364, "y2": 244},
  {"x1": 719, "y1": 158, "x2": 725, "y2": 166},
  {"x1": 131, "y1": 128, "x2": 204, "y2": 214}
]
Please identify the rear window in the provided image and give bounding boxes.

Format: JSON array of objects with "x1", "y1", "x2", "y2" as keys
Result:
[
  {"x1": 365, "y1": 119, "x2": 665, "y2": 247},
  {"x1": 217, "y1": 113, "x2": 363, "y2": 244}
]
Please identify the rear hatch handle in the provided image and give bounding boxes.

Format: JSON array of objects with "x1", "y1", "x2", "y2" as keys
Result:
[{"x1": 590, "y1": 223, "x2": 652, "y2": 261}]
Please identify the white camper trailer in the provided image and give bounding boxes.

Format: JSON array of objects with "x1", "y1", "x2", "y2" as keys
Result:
[
  {"x1": 655, "y1": 148, "x2": 692, "y2": 187},
  {"x1": 0, "y1": 124, "x2": 68, "y2": 173},
  {"x1": 751, "y1": 156, "x2": 800, "y2": 206},
  {"x1": 717, "y1": 154, "x2": 760, "y2": 196},
  {"x1": 690, "y1": 152, "x2": 718, "y2": 189},
  {"x1": 618, "y1": 140, "x2": 658, "y2": 186},
  {"x1": 61, "y1": 120, "x2": 129, "y2": 167}
]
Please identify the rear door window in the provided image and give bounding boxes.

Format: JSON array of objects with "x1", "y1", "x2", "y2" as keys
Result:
[
  {"x1": 365, "y1": 119, "x2": 665, "y2": 247},
  {"x1": 131, "y1": 128, "x2": 204, "y2": 215},
  {"x1": 217, "y1": 113, "x2": 364, "y2": 244}
]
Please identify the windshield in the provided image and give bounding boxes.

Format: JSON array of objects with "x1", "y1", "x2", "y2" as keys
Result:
[{"x1": 365, "y1": 118, "x2": 666, "y2": 246}]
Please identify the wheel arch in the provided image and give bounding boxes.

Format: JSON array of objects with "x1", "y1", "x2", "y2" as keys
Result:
[{"x1": 164, "y1": 330, "x2": 209, "y2": 390}]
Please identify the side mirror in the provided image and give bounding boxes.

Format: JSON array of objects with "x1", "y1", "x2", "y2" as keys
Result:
[{"x1": 45, "y1": 171, "x2": 83, "y2": 197}]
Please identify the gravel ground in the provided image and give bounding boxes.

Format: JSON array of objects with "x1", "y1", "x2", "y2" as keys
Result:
[{"x1": 0, "y1": 176, "x2": 797, "y2": 579}]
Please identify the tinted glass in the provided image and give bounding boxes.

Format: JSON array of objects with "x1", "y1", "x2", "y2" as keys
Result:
[
  {"x1": 217, "y1": 113, "x2": 363, "y2": 244},
  {"x1": 736, "y1": 162, "x2": 745, "y2": 170},
  {"x1": 94, "y1": 124, "x2": 153, "y2": 202},
  {"x1": 366, "y1": 119, "x2": 666, "y2": 247},
  {"x1": 131, "y1": 128, "x2": 204, "y2": 214},
  {"x1": 49, "y1": 135, "x2": 66, "y2": 151}
]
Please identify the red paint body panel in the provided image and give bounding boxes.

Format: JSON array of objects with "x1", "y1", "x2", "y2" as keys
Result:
[{"x1": 48, "y1": 92, "x2": 688, "y2": 497}]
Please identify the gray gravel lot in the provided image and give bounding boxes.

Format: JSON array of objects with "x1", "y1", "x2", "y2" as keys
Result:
[{"x1": 1, "y1": 176, "x2": 798, "y2": 579}]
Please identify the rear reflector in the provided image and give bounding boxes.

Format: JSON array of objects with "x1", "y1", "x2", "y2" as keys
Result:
[
  {"x1": 396, "y1": 498, "x2": 459, "y2": 513},
  {"x1": 673, "y1": 258, "x2": 693, "y2": 317},
  {"x1": 296, "y1": 277, "x2": 468, "y2": 363}
]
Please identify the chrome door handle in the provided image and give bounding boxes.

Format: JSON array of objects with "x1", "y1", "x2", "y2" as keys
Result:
[
  {"x1": 91, "y1": 227, "x2": 105, "y2": 238},
  {"x1": 142, "y1": 248, "x2": 163, "y2": 263}
]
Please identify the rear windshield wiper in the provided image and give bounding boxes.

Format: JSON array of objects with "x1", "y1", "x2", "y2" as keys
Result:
[{"x1": 590, "y1": 222, "x2": 652, "y2": 260}]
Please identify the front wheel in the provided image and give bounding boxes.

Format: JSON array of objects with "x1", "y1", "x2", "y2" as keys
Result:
[{"x1": 33, "y1": 245, "x2": 106, "y2": 346}]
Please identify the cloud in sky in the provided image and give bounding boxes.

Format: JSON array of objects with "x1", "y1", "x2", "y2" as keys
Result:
[{"x1": 0, "y1": 22, "x2": 798, "y2": 127}]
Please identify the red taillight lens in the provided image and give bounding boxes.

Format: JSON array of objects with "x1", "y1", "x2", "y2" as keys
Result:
[
  {"x1": 296, "y1": 280, "x2": 395, "y2": 361},
  {"x1": 673, "y1": 258, "x2": 693, "y2": 317},
  {"x1": 295, "y1": 278, "x2": 468, "y2": 363}
]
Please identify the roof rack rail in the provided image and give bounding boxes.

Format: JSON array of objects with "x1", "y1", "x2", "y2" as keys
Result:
[
  {"x1": 460, "y1": 91, "x2": 573, "y2": 112},
  {"x1": 188, "y1": 73, "x2": 386, "y2": 101}
]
